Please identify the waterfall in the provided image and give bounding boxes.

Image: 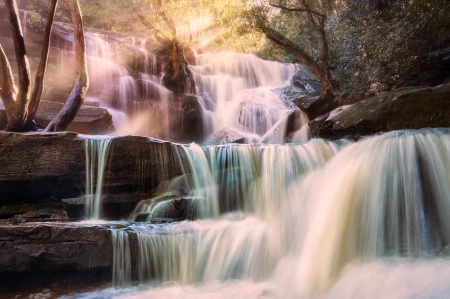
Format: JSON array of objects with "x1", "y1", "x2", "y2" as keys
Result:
[
  {"x1": 94, "y1": 129, "x2": 450, "y2": 299},
  {"x1": 118, "y1": 138, "x2": 348, "y2": 288},
  {"x1": 191, "y1": 52, "x2": 297, "y2": 139},
  {"x1": 112, "y1": 229, "x2": 132, "y2": 287},
  {"x1": 84, "y1": 137, "x2": 112, "y2": 220}
]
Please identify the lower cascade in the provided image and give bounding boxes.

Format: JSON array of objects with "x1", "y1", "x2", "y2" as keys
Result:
[{"x1": 69, "y1": 128, "x2": 450, "y2": 298}]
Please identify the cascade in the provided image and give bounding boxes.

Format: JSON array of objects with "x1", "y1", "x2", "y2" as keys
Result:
[
  {"x1": 84, "y1": 137, "x2": 113, "y2": 220},
  {"x1": 191, "y1": 52, "x2": 298, "y2": 139},
  {"x1": 67, "y1": 129, "x2": 450, "y2": 299},
  {"x1": 112, "y1": 138, "x2": 348, "y2": 288}
]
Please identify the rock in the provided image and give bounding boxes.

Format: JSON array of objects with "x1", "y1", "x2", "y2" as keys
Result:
[
  {"x1": 280, "y1": 85, "x2": 307, "y2": 108},
  {"x1": 183, "y1": 46, "x2": 197, "y2": 66},
  {"x1": 62, "y1": 194, "x2": 149, "y2": 220},
  {"x1": 0, "y1": 101, "x2": 115, "y2": 134},
  {"x1": 170, "y1": 95, "x2": 212, "y2": 142},
  {"x1": 205, "y1": 127, "x2": 246, "y2": 145},
  {"x1": 19, "y1": 208, "x2": 67, "y2": 220},
  {"x1": 291, "y1": 65, "x2": 323, "y2": 92},
  {"x1": 150, "y1": 197, "x2": 196, "y2": 221},
  {"x1": 0, "y1": 223, "x2": 113, "y2": 273},
  {"x1": 294, "y1": 89, "x2": 339, "y2": 120},
  {"x1": 309, "y1": 84, "x2": 450, "y2": 139},
  {"x1": 0, "y1": 132, "x2": 185, "y2": 214},
  {"x1": 82, "y1": 98, "x2": 101, "y2": 107},
  {"x1": 134, "y1": 213, "x2": 149, "y2": 222}
]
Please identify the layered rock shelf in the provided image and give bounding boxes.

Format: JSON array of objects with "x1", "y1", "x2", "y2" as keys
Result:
[{"x1": 0, "y1": 132, "x2": 185, "y2": 219}]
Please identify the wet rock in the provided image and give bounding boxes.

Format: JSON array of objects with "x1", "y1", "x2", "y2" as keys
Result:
[
  {"x1": 19, "y1": 209, "x2": 67, "y2": 220},
  {"x1": 0, "y1": 132, "x2": 185, "y2": 214},
  {"x1": 280, "y1": 85, "x2": 307, "y2": 108},
  {"x1": 183, "y1": 46, "x2": 197, "y2": 66},
  {"x1": 291, "y1": 65, "x2": 323, "y2": 92},
  {"x1": 0, "y1": 101, "x2": 115, "y2": 134},
  {"x1": 205, "y1": 127, "x2": 246, "y2": 145},
  {"x1": 134, "y1": 213, "x2": 149, "y2": 222},
  {"x1": 294, "y1": 89, "x2": 339, "y2": 120},
  {"x1": 171, "y1": 95, "x2": 212, "y2": 142},
  {"x1": 0, "y1": 223, "x2": 113, "y2": 273},
  {"x1": 150, "y1": 197, "x2": 197, "y2": 221},
  {"x1": 62, "y1": 194, "x2": 149, "y2": 220},
  {"x1": 310, "y1": 84, "x2": 450, "y2": 139}
]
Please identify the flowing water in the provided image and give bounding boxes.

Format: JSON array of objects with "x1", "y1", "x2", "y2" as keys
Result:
[
  {"x1": 66, "y1": 128, "x2": 450, "y2": 299},
  {"x1": 84, "y1": 137, "x2": 113, "y2": 220}
]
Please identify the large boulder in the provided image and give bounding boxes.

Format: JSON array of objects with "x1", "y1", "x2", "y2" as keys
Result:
[
  {"x1": 280, "y1": 85, "x2": 307, "y2": 109},
  {"x1": 0, "y1": 101, "x2": 115, "y2": 134},
  {"x1": 291, "y1": 65, "x2": 323, "y2": 92},
  {"x1": 310, "y1": 84, "x2": 450, "y2": 139},
  {"x1": 205, "y1": 127, "x2": 246, "y2": 145},
  {"x1": 294, "y1": 89, "x2": 339, "y2": 120}
]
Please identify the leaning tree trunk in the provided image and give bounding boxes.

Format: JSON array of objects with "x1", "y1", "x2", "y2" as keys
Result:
[
  {"x1": 0, "y1": 0, "x2": 58, "y2": 132},
  {"x1": 45, "y1": 0, "x2": 88, "y2": 132},
  {"x1": 2, "y1": 0, "x2": 31, "y2": 132}
]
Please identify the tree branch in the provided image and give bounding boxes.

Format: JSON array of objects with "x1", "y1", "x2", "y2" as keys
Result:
[
  {"x1": 269, "y1": 2, "x2": 326, "y2": 19},
  {"x1": 4, "y1": 0, "x2": 31, "y2": 131},
  {"x1": 0, "y1": 44, "x2": 17, "y2": 120},
  {"x1": 27, "y1": 0, "x2": 58, "y2": 123},
  {"x1": 45, "y1": 0, "x2": 88, "y2": 132},
  {"x1": 301, "y1": 0, "x2": 328, "y2": 63}
]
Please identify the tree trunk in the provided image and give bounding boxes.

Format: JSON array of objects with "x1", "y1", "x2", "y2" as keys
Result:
[
  {"x1": 3, "y1": 0, "x2": 31, "y2": 132},
  {"x1": 27, "y1": 0, "x2": 58, "y2": 124},
  {"x1": 45, "y1": 0, "x2": 88, "y2": 132},
  {"x1": 262, "y1": 26, "x2": 339, "y2": 96}
]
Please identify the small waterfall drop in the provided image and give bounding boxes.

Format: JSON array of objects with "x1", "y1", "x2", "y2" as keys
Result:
[
  {"x1": 191, "y1": 52, "x2": 298, "y2": 140},
  {"x1": 84, "y1": 137, "x2": 112, "y2": 220}
]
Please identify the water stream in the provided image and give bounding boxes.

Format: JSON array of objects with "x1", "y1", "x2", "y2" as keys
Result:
[{"x1": 67, "y1": 129, "x2": 450, "y2": 299}]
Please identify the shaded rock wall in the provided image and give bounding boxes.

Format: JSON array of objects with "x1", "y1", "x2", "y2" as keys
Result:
[
  {"x1": 0, "y1": 223, "x2": 113, "y2": 273},
  {"x1": 0, "y1": 132, "x2": 185, "y2": 218}
]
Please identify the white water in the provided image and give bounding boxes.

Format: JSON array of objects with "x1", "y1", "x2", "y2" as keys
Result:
[
  {"x1": 65, "y1": 129, "x2": 450, "y2": 299},
  {"x1": 84, "y1": 137, "x2": 113, "y2": 220},
  {"x1": 191, "y1": 52, "x2": 299, "y2": 140}
]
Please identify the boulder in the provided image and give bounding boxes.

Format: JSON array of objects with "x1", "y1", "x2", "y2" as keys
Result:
[
  {"x1": 294, "y1": 89, "x2": 339, "y2": 120},
  {"x1": 205, "y1": 127, "x2": 246, "y2": 145},
  {"x1": 291, "y1": 65, "x2": 323, "y2": 92},
  {"x1": 170, "y1": 95, "x2": 212, "y2": 142},
  {"x1": 0, "y1": 101, "x2": 115, "y2": 134},
  {"x1": 309, "y1": 84, "x2": 450, "y2": 139},
  {"x1": 280, "y1": 85, "x2": 307, "y2": 108},
  {"x1": 150, "y1": 197, "x2": 196, "y2": 221}
]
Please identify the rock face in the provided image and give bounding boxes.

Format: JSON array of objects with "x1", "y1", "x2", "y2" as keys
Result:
[
  {"x1": 0, "y1": 132, "x2": 185, "y2": 218},
  {"x1": 280, "y1": 86, "x2": 307, "y2": 108},
  {"x1": 310, "y1": 84, "x2": 450, "y2": 139},
  {"x1": 0, "y1": 101, "x2": 115, "y2": 134},
  {"x1": 294, "y1": 89, "x2": 339, "y2": 120},
  {"x1": 290, "y1": 65, "x2": 323, "y2": 92},
  {"x1": 205, "y1": 127, "x2": 246, "y2": 145},
  {"x1": 0, "y1": 223, "x2": 113, "y2": 273}
]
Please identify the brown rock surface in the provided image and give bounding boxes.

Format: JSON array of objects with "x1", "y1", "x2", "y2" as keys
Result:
[{"x1": 310, "y1": 84, "x2": 450, "y2": 139}]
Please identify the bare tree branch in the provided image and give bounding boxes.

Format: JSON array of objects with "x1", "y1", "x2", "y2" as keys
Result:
[
  {"x1": 27, "y1": 0, "x2": 58, "y2": 123},
  {"x1": 4, "y1": 0, "x2": 31, "y2": 131},
  {"x1": 45, "y1": 0, "x2": 88, "y2": 132}
]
